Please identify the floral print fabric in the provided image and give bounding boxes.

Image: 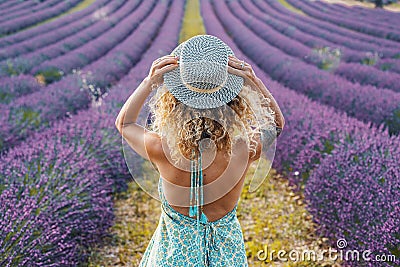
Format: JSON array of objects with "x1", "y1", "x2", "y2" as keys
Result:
[{"x1": 138, "y1": 177, "x2": 248, "y2": 267}]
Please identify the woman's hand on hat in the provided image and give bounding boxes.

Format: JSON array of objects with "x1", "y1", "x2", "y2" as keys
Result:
[
  {"x1": 146, "y1": 55, "x2": 179, "y2": 90},
  {"x1": 228, "y1": 56, "x2": 285, "y2": 130},
  {"x1": 227, "y1": 55, "x2": 259, "y2": 88}
]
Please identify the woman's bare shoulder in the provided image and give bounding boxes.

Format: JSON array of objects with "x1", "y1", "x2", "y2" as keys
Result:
[{"x1": 144, "y1": 132, "x2": 165, "y2": 162}]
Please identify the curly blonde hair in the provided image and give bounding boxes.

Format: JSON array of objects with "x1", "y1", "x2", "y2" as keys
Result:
[{"x1": 148, "y1": 84, "x2": 276, "y2": 164}]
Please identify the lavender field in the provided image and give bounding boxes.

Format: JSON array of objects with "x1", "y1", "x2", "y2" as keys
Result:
[{"x1": 0, "y1": 0, "x2": 399, "y2": 266}]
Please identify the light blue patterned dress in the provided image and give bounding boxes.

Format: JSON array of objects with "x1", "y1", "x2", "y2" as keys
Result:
[{"x1": 138, "y1": 177, "x2": 249, "y2": 267}]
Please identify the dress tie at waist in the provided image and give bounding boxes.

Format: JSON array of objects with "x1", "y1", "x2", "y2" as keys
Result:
[{"x1": 204, "y1": 222, "x2": 220, "y2": 266}]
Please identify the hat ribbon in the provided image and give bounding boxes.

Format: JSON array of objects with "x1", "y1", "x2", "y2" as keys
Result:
[{"x1": 184, "y1": 82, "x2": 223, "y2": 94}]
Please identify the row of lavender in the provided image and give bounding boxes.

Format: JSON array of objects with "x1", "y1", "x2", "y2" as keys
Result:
[
  {"x1": 202, "y1": 0, "x2": 399, "y2": 266},
  {"x1": 264, "y1": 0, "x2": 400, "y2": 50},
  {"x1": 0, "y1": 0, "x2": 184, "y2": 265},
  {"x1": 0, "y1": 0, "x2": 108, "y2": 47},
  {"x1": 0, "y1": 0, "x2": 115, "y2": 62},
  {"x1": 256, "y1": 0, "x2": 400, "y2": 74},
  {"x1": 213, "y1": 0, "x2": 400, "y2": 135},
  {"x1": 0, "y1": 0, "x2": 83, "y2": 36},
  {"x1": 0, "y1": 0, "x2": 47, "y2": 17},
  {"x1": 0, "y1": 0, "x2": 136, "y2": 103},
  {"x1": 0, "y1": 0, "x2": 160, "y2": 153},
  {"x1": 244, "y1": 0, "x2": 398, "y2": 61},
  {"x1": 259, "y1": 0, "x2": 400, "y2": 56},
  {"x1": 0, "y1": 0, "x2": 142, "y2": 79},
  {"x1": 317, "y1": 0, "x2": 400, "y2": 24},
  {"x1": 0, "y1": 0, "x2": 64, "y2": 23},
  {"x1": 311, "y1": 0, "x2": 399, "y2": 27},
  {"x1": 0, "y1": 0, "x2": 150, "y2": 78},
  {"x1": 270, "y1": 0, "x2": 400, "y2": 76},
  {"x1": 286, "y1": 0, "x2": 400, "y2": 42},
  {"x1": 0, "y1": 0, "x2": 22, "y2": 8},
  {"x1": 236, "y1": 0, "x2": 400, "y2": 91}
]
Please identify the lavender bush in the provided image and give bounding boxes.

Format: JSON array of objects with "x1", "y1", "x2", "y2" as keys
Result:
[
  {"x1": 0, "y1": 151, "x2": 114, "y2": 266},
  {"x1": 305, "y1": 132, "x2": 400, "y2": 266},
  {"x1": 0, "y1": 104, "x2": 123, "y2": 265},
  {"x1": 334, "y1": 62, "x2": 400, "y2": 92},
  {"x1": 0, "y1": 75, "x2": 42, "y2": 104},
  {"x1": 0, "y1": 0, "x2": 133, "y2": 76},
  {"x1": 0, "y1": 183, "x2": 80, "y2": 266},
  {"x1": 375, "y1": 58, "x2": 400, "y2": 74}
]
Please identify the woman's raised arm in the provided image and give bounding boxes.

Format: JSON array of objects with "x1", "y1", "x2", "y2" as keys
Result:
[
  {"x1": 227, "y1": 55, "x2": 285, "y2": 132},
  {"x1": 115, "y1": 55, "x2": 179, "y2": 160}
]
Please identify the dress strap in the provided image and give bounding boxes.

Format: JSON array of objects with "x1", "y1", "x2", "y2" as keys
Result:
[
  {"x1": 189, "y1": 148, "x2": 208, "y2": 223},
  {"x1": 189, "y1": 147, "x2": 211, "y2": 265}
]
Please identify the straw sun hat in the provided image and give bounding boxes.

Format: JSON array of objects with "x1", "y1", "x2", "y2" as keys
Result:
[{"x1": 163, "y1": 35, "x2": 245, "y2": 109}]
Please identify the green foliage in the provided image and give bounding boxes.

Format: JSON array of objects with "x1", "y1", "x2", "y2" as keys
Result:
[
  {"x1": 8, "y1": 106, "x2": 43, "y2": 135},
  {"x1": 361, "y1": 51, "x2": 380, "y2": 66},
  {"x1": 385, "y1": 106, "x2": 400, "y2": 135},
  {"x1": 380, "y1": 62, "x2": 393, "y2": 71},
  {"x1": 310, "y1": 47, "x2": 342, "y2": 71},
  {"x1": 2, "y1": 60, "x2": 23, "y2": 76},
  {"x1": 34, "y1": 67, "x2": 64, "y2": 84}
]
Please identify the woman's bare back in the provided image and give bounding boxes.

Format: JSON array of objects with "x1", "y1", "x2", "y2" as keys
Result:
[{"x1": 154, "y1": 139, "x2": 256, "y2": 222}]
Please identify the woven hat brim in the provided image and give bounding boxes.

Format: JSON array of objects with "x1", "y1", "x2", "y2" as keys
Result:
[
  {"x1": 164, "y1": 67, "x2": 244, "y2": 109},
  {"x1": 164, "y1": 35, "x2": 244, "y2": 109}
]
